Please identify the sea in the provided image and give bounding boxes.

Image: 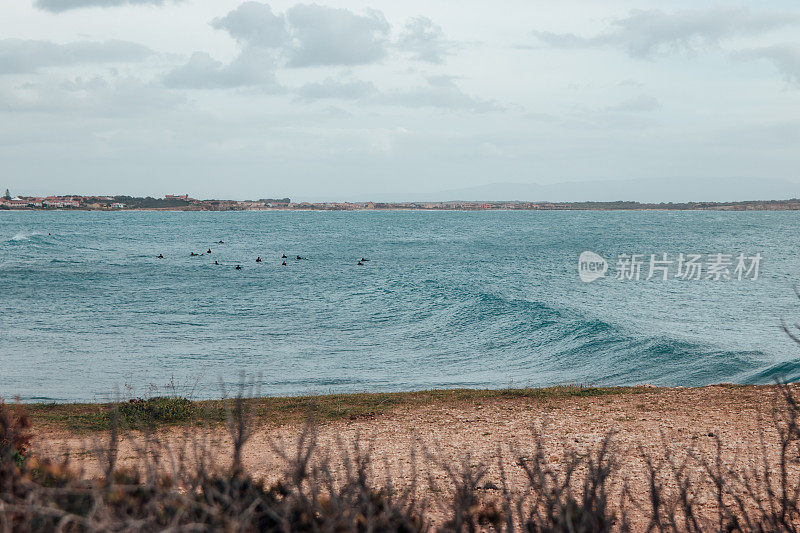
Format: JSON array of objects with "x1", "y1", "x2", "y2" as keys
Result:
[{"x1": 2, "y1": 209, "x2": 800, "y2": 402}]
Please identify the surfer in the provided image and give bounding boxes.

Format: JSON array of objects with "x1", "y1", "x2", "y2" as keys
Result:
[
  {"x1": 256, "y1": 257, "x2": 262, "y2": 263},
  {"x1": 281, "y1": 253, "x2": 287, "y2": 258},
  {"x1": 282, "y1": 261, "x2": 286, "y2": 266},
  {"x1": 360, "y1": 258, "x2": 370, "y2": 262},
  {"x1": 207, "y1": 249, "x2": 212, "y2": 254},
  {"x1": 357, "y1": 261, "x2": 364, "y2": 266},
  {"x1": 157, "y1": 254, "x2": 164, "y2": 259},
  {"x1": 235, "y1": 265, "x2": 242, "y2": 270},
  {"x1": 214, "y1": 260, "x2": 219, "y2": 265}
]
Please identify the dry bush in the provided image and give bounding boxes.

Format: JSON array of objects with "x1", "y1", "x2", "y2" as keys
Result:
[{"x1": 4, "y1": 384, "x2": 800, "y2": 531}]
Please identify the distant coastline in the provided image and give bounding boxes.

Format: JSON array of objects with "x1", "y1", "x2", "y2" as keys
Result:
[{"x1": 4, "y1": 193, "x2": 800, "y2": 211}]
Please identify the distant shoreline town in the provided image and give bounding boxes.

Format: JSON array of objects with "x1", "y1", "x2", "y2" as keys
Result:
[{"x1": 3, "y1": 191, "x2": 800, "y2": 211}]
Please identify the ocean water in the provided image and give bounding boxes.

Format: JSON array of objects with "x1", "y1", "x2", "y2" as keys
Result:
[{"x1": 2, "y1": 210, "x2": 800, "y2": 402}]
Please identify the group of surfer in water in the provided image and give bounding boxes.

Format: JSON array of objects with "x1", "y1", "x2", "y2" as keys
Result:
[{"x1": 156, "y1": 242, "x2": 370, "y2": 269}]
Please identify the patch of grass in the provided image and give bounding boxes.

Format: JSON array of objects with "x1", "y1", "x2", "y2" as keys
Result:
[
  {"x1": 24, "y1": 403, "x2": 109, "y2": 432},
  {"x1": 24, "y1": 385, "x2": 660, "y2": 433},
  {"x1": 115, "y1": 397, "x2": 194, "y2": 427},
  {"x1": 25, "y1": 398, "x2": 194, "y2": 432}
]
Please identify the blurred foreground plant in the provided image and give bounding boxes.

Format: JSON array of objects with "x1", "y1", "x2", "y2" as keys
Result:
[{"x1": 4, "y1": 384, "x2": 800, "y2": 531}]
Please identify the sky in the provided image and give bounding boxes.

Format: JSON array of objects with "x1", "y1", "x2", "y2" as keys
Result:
[{"x1": 1, "y1": 0, "x2": 799, "y2": 200}]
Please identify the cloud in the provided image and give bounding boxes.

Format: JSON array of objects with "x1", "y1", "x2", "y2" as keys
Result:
[
  {"x1": 396, "y1": 16, "x2": 450, "y2": 63},
  {"x1": 533, "y1": 8, "x2": 800, "y2": 58},
  {"x1": 0, "y1": 75, "x2": 184, "y2": 115},
  {"x1": 0, "y1": 39, "x2": 153, "y2": 74},
  {"x1": 293, "y1": 74, "x2": 496, "y2": 112},
  {"x1": 163, "y1": 48, "x2": 281, "y2": 91},
  {"x1": 169, "y1": 2, "x2": 398, "y2": 89},
  {"x1": 380, "y1": 76, "x2": 498, "y2": 112},
  {"x1": 607, "y1": 94, "x2": 660, "y2": 112},
  {"x1": 171, "y1": 2, "x2": 460, "y2": 94},
  {"x1": 296, "y1": 77, "x2": 378, "y2": 100},
  {"x1": 285, "y1": 4, "x2": 390, "y2": 67},
  {"x1": 167, "y1": 2, "x2": 287, "y2": 90},
  {"x1": 211, "y1": 2, "x2": 287, "y2": 49},
  {"x1": 733, "y1": 45, "x2": 800, "y2": 85},
  {"x1": 34, "y1": 0, "x2": 179, "y2": 13}
]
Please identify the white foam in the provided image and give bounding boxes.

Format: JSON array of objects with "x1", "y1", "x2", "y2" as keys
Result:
[{"x1": 10, "y1": 231, "x2": 44, "y2": 241}]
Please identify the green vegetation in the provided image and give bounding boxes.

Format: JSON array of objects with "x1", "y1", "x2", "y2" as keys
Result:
[
  {"x1": 112, "y1": 195, "x2": 189, "y2": 208},
  {"x1": 23, "y1": 385, "x2": 655, "y2": 432},
  {"x1": 115, "y1": 396, "x2": 194, "y2": 427}
]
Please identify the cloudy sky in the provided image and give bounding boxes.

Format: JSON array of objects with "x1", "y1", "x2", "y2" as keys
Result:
[{"x1": 1, "y1": 0, "x2": 799, "y2": 200}]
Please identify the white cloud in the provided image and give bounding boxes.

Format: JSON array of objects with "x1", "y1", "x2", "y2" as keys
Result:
[
  {"x1": 164, "y1": 48, "x2": 282, "y2": 91},
  {"x1": 296, "y1": 77, "x2": 378, "y2": 100},
  {"x1": 396, "y1": 16, "x2": 450, "y2": 64},
  {"x1": 533, "y1": 8, "x2": 800, "y2": 58},
  {"x1": 607, "y1": 94, "x2": 660, "y2": 112},
  {"x1": 0, "y1": 39, "x2": 152, "y2": 74},
  {"x1": 0, "y1": 75, "x2": 184, "y2": 115},
  {"x1": 379, "y1": 76, "x2": 499, "y2": 112},
  {"x1": 294, "y1": 73, "x2": 497, "y2": 112}
]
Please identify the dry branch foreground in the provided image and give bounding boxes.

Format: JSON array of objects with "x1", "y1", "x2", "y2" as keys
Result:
[{"x1": 5, "y1": 384, "x2": 800, "y2": 531}]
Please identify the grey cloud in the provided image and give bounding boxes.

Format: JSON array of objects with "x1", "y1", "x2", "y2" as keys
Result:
[
  {"x1": 296, "y1": 77, "x2": 378, "y2": 100},
  {"x1": 164, "y1": 49, "x2": 281, "y2": 90},
  {"x1": 211, "y1": 2, "x2": 287, "y2": 48},
  {"x1": 285, "y1": 4, "x2": 390, "y2": 67},
  {"x1": 0, "y1": 75, "x2": 184, "y2": 115},
  {"x1": 173, "y1": 2, "x2": 394, "y2": 90},
  {"x1": 607, "y1": 94, "x2": 660, "y2": 112},
  {"x1": 733, "y1": 46, "x2": 800, "y2": 85},
  {"x1": 523, "y1": 111, "x2": 561, "y2": 123},
  {"x1": 534, "y1": 8, "x2": 800, "y2": 58},
  {"x1": 397, "y1": 16, "x2": 449, "y2": 63},
  {"x1": 74, "y1": 76, "x2": 186, "y2": 114},
  {"x1": 34, "y1": 0, "x2": 179, "y2": 13},
  {"x1": 0, "y1": 39, "x2": 153, "y2": 74},
  {"x1": 380, "y1": 76, "x2": 498, "y2": 112},
  {"x1": 294, "y1": 75, "x2": 496, "y2": 112},
  {"x1": 167, "y1": 2, "x2": 286, "y2": 90},
  {"x1": 201, "y1": 3, "x2": 454, "y2": 77}
]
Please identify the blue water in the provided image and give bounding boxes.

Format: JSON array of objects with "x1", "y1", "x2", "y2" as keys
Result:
[{"x1": 2, "y1": 210, "x2": 800, "y2": 402}]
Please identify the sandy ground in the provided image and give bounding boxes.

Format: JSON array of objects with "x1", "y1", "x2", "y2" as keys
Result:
[{"x1": 29, "y1": 385, "x2": 798, "y2": 528}]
